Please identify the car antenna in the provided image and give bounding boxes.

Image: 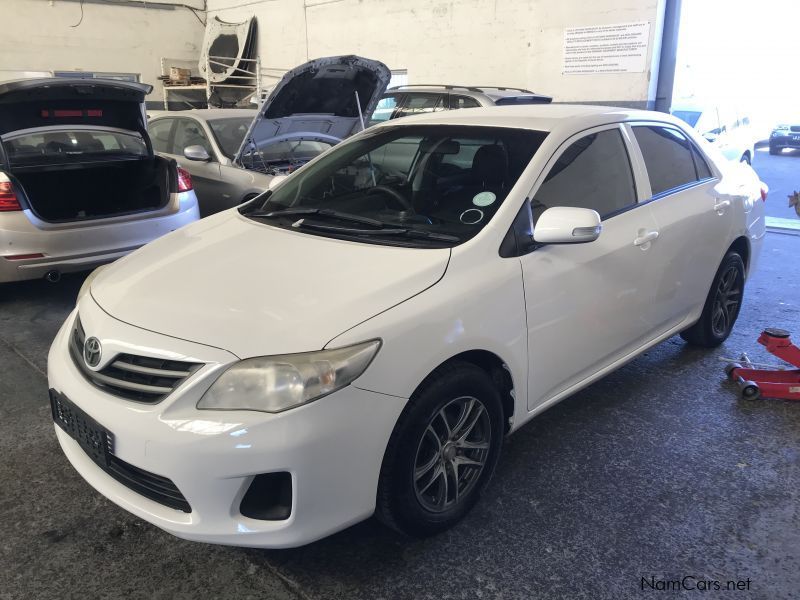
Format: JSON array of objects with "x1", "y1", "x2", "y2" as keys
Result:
[{"x1": 355, "y1": 90, "x2": 377, "y2": 186}]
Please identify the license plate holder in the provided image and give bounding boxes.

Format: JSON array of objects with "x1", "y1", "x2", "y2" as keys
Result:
[{"x1": 50, "y1": 390, "x2": 115, "y2": 466}]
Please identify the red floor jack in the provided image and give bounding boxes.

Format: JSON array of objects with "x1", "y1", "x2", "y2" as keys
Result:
[{"x1": 725, "y1": 328, "x2": 800, "y2": 401}]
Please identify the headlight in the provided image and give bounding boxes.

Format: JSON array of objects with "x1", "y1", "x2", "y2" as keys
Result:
[
  {"x1": 197, "y1": 340, "x2": 381, "y2": 413},
  {"x1": 77, "y1": 264, "x2": 109, "y2": 301}
]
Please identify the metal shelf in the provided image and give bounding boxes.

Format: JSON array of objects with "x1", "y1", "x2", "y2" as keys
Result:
[{"x1": 159, "y1": 56, "x2": 262, "y2": 110}]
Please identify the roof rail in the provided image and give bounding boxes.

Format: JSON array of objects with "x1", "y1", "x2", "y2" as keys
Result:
[{"x1": 388, "y1": 84, "x2": 536, "y2": 94}]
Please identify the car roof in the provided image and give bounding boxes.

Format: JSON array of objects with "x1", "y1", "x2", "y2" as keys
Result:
[
  {"x1": 372, "y1": 103, "x2": 680, "y2": 132},
  {"x1": 149, "y1": 108, "x2": 257, "y2": 121}
]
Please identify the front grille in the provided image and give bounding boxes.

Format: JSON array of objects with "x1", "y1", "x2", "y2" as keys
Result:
[
  {"x1": 69, "y1": 316, "x2": 202, "y2": 403},
  {"x1": 791, "y1": 125, "x2": 800, "y2": 133},
  {"x1": 106, "y1": 453, "x2": 191, "y2": 512}
]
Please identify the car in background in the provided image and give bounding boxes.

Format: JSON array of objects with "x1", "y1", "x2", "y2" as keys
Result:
[
  {"x1": 149, "y1": 55, "x2": 391, "y2": 217},
  {"x1": 0, "y1": 78, "x2": 199, "y2": 283},
  {"x1": 148, "y1": 108, "x2": 298, "y2": 216},
  {"x1": 370, "y1": 85, "x2": 552, "y2": 126},
  {"x1": 671, "y1": 104, "x2": 756, "y2": 164},
  {"x1": 49, "y1": 104, "x2": 765, "y2": 547},
  {"x1": 769, "y1": 122, "x2": 800, "y2": 155}
]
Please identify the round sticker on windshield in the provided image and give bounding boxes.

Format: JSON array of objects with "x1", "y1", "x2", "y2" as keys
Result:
[{"x1": 473, "y1": 191, "x2": 496, "y2": 207}]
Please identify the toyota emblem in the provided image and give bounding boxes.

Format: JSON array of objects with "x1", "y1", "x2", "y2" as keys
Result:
[{"x1": 83, "y1": 337, "x2": 102, "y2": 368}]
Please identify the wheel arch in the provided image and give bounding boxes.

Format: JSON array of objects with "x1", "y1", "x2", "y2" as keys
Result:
[
  {"x1": 413, "y1": 350, "x2": 516, "y2": 433},
  {"x1": 728, "y1": 235, "x2": 750, "y2": 275}
]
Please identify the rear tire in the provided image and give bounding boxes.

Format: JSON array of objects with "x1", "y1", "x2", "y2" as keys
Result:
[
  {"x1": 376, "y1": 362, "x2": 504, "y2": 538},
  {"x1": 681, "y1": 252, "x2": 745, "y2": 348}
]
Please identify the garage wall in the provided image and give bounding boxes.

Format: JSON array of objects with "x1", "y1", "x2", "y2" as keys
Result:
[
  {"x1": 207, "y1": 0, "x2": 666, "y2": 108},
  {"x1": 0, "y1": 0, "x2": 205, "y2": 90}
]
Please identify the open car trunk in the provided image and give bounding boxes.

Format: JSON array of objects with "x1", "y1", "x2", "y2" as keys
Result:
[
  {"x1": 0, "y1": 78, "x2": 173, "y2": 223},
  {"x1": 13, "y1": 157, "x2": 171, "y2": 222}
]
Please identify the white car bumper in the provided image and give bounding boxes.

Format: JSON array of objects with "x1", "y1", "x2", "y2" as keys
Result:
[{"x1": 47, "y1": 302, "x2": 407, "y2": 548}]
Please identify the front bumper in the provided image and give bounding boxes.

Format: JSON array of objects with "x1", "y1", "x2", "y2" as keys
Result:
[{"x1": 47, "y1": 300, "x2": 407, "y2": 548}]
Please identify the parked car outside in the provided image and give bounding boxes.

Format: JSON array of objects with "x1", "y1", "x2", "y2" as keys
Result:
[
  {"x1": 768, "y1": 121, "x2": 800, "y2": 155},
  {"x1": 48, "y1": 104, "x2": 766, "y2": 548},
  {"x1": 370, "y1": 85, "x2": 552, "y2": 126},
  {"x1": 149, "y1": 55, "x2": 391, "y2": 217},
  {"x1": 671, "y1": 104, "x2": 756, "y2": 164},
  {"x1": 0, "y1": 78, "x2": 199, "y2": 283}
]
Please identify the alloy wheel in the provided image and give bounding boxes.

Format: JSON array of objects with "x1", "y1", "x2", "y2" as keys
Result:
[
  {"x1": 711, "y1": 265, "x2": 742, "y2": 337},
  {"x1": 413, "y1": 396, "x2": 491, "y2": 513}
]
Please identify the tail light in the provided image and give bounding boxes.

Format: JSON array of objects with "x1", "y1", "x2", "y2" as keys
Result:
[
  {"x1": 177, "y1": 167, "x2": 193, "y2": 193},
  {"x1": 0, "y1": 177, "x2": 22, "y2": 212},
  {"x1": 760, "y1": 187, "x2": 768, "y2": 202}
]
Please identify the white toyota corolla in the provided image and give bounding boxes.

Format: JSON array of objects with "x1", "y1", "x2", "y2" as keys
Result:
[{"x1": 48, "y1": 104, "x2": 766, "y2": 548}]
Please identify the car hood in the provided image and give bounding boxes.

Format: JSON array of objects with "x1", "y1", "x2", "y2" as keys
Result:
[
  {"x1": 0, "y1": 78, "x2": 152, "y2": 139},
  {"x1": 234, "y1": 55, "x2": 390, "y2": 165},
  {"x1": 90, "y1": 211, "x2": 449, "y2": 359}
]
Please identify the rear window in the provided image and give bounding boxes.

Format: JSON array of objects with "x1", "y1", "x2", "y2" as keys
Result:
[
  {"x1": 3, "y1": 129, "x2": 147, "y2": 167},
  {"x1": 632, "y1": 126, "x2": 704, "y2": 196}
]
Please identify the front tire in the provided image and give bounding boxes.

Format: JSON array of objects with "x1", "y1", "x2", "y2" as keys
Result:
[
  {"x1": 376, "y1": 362, "x2": 504, "y2": 537},
  {"x1": 681, "y1": 252, "x2": 745, "y2": 347},
  {"x1": 769, "y1": 145, "x2": 780, "y2": 156}
]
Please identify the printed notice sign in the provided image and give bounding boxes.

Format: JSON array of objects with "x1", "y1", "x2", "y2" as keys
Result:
[{"x1": 563, "y1": 22, "x2": 651, "y2": 74}]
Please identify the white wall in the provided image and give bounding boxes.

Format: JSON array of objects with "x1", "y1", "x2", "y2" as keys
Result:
[
  {"x1": 0, "y1": 0, "x2": 205, "y2": 90},
  {"x1": 207, "y1": 0, "x2": 666, "y2": 107}
]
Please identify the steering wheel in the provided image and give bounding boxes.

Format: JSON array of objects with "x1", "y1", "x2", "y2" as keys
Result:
[{"x1": 367, "y1": 185, "x2": 414, "y2": 212}]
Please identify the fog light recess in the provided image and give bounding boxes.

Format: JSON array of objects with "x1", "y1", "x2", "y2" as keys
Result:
[{"x1": 240, "y1": 472, "x2": 292, "y2": 520}]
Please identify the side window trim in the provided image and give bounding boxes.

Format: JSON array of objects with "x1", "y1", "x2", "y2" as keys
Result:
[
  {"x1": 526, "y1": 122, "x2": 640, "y2": 222},
  {"x1": 626, "y1": 120, "x2": 719, "y2": 202}
]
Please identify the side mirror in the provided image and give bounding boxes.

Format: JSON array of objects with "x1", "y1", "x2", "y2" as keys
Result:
[
  {"x1": 703, "y1": 132, "x2": 718, "y2": 143},
  {"x1": 533, "y1": 206, "x2": 601, "y2": 244},
  {"x1": 268, "y1": 174, "x2": 288, "y2": 190},
  {"x1": 183, "y1": 145, "x2": 211, "y2": 161}
]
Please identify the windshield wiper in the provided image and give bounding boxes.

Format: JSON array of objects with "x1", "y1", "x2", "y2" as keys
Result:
[
  {"x1": 248, "y1": 208, "x2": 384, "y2": 228},
  {"x1": 288, "y1": 219, "x2": 460, "y2": 243}
]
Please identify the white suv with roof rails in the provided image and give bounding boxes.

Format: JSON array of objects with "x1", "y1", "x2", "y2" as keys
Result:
[{"x1": 370, "y1": 84, "x2": 552, "y2": 125}]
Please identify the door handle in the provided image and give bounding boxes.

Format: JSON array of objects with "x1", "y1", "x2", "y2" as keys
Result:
[
  {"x1": 633, "y1": 230, "x2": 659, "y2": 247},
  {"x1": 714, "y1": 199, "x2": 731, "y2": 214}
]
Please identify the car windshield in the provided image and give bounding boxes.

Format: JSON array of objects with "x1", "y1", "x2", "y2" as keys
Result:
[
  {"x1": 242, "y1": 124, "x2": 548, "y2": 247},
  {"x1": 207, "y1": 117, "x2": 253, "y2": 158},
  {"x1": 672, "y1": 110, "x2": 701, "y2": 128},
  {"x1": 3, "y1": 128, "x2": 147, "y2": 166}
]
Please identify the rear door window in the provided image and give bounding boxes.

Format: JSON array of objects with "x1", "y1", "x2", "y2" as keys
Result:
[
  {"x1": 632, "y1": 126, "x2": 705, "y2": 195},
  {"x1": 532, "y1": 128, "x2": 637, "y2": 222}
]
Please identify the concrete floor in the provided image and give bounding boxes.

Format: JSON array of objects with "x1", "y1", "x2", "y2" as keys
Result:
[{"x1": 1, "y1": 155, "x2": 798, "y2": 600}]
